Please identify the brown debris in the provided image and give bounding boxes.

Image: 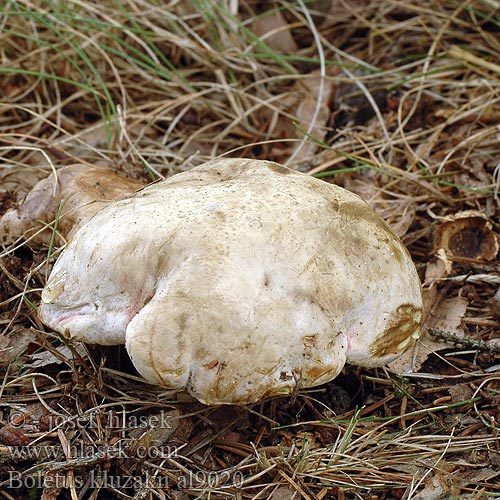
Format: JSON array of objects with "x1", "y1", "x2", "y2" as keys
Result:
[
  {"x1": 251, "y1": 10, "x2": 297, "y2": 54},
  {"x1": 0, "y1": 164, "x2": 144, "y2": 246},
  {"x1": 432, "y1": 210, "x2": 499, "y2": 261},
  {"x1": 491, "y1": 287, "x2": 500, "y2": 320},
  {"x1": 0, "y1": 328, "x2": 35, "y2": 367},
  {"x1": 0, "y1": 426, "x2": 30, "y2": 446}
]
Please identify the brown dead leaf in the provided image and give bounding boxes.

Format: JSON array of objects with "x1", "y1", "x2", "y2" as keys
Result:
[
  {"x1": 0, "y1": 166, "x2": 48, "y2": 203},
  {"x1": 0, "y1": 328, "x2": 35, "y2": 366},
  {"x1": 251, "y1": 10, "x2": 297, "y2": 53},
  {"x1": 270, "y1": 486, "x2": 296, "y2": 500},
  {"x1": 128, "y1": 409, "x2": 180, "y2": 447},
  {"x1": 389, "y1": 251, "x2": 465, "y2": 374},
  {"x1": 269, "y1": 72, "x2": 334, "y2": 163},
  {"x1": 293, "y1": 76, "x2": 333, "y2": 161},
  {"x1": 40, "y1": 472, "x2": 66, "y2": 500},
  {"x1": 448, "y1": 384, "x2": 473, "y2": 404},
  {"x1": 411, "y1": 469, "x2": 459, "y2": 500},
  {"x1": 0, "y1": 426, "x2": 30, "y2": 446},
  {"x1": 489, "y1": 286, "x2": 500, "y2": 320},
  {"x1": 460, "y1": 467, "x2": 500, "y2": 485},
  {"x1": 26, "y1": 343, "x2": 87, "y2": 368},
  {"x1": 427, "y1": 295, "x2": 468, "y2": 333},
  {"x1": 411, "y1": 463, "x2": 500, "y2": 499}
]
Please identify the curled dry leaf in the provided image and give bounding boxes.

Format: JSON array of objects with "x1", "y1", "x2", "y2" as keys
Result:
[
  {"x1": 0, "y1": 166, "x2": 48, "y2": 202},
  {"x1": 0, "y1": 425, "x2": 30, "y2": 446},
  {"x1": 251, "y1": 10, "x2": 297, "y2": 53},
  {"x1": 0, "y1": 164, "x2": 144, "y2": 246},
  {"x1": 432, "y1": 210, "x2": 499, "y2": 261}
]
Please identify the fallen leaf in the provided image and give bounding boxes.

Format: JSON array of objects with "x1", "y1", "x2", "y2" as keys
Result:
[
  {"x1": 128, "y1": 409, "x2": 180, "y2": 447},
  {"x1": 460, "y1": 467, "x2": 500, "y2": 484},
  {"x1": 27, "y1": 343, "x2": 87, "y2": 368},
  {"x1": 293, "y1": 75, "x2": 333, "y2": 162},
  {"x1": 0, "y1": 166, "x2": 49, "y2": 203},
  {"x1": 427, "y1": 295, "x2": 468, "y2": 333},
  {"x1": 448, "y1": 383, "x2": 473, "y2": 404},
  {"x1": 251, "y1": 10, "x2": 297, "y2": 53},
  {"x1": 270, "y1": 486, "x2": 296, "y2": 500},
  {"x1": 268, "y1": 72, "x2": 334, "y2": 163},
  {"x1": 0, "y1": 328, "x2": 36, "y2": 366},
  {"x1": 490, "y1": 286, "x2": 500, "y2": 319},
  {"x1": 424, "y1": 249, "x2": 453, "y2": 285},
  {"x1": 40, "y1": 472, "x2": 66, "y2": 500},
  {"x1": 411, "y1": 469, "x2": 458, "y2": 500},
  {"x1": 0, "y1": 426, "x2": 30, "y2": 446},
  {"x1": 389, "y1": 250, "x2": 465, "y2": 374}
]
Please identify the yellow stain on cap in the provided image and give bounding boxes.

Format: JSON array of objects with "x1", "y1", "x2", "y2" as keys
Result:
[{"x1": 370, "y1": 304, "x2": 422, "y2": 358}]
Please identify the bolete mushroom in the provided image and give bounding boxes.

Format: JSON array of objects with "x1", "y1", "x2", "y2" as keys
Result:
[{"x1": 37, "y1": 158, "x2": 423, "y2": 405}]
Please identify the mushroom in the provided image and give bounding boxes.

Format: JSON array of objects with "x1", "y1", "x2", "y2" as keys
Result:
[
  {"x1": 432, "y1": 210, "x2": 499, "y2": 261},
  {"x1": 37, "y1": 158, "x2": 423, "y2": 405}
]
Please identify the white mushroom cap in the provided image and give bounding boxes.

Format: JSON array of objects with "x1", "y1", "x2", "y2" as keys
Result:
[{"x1": 39, "y1": 159, "x2": 422, "y2": 405}]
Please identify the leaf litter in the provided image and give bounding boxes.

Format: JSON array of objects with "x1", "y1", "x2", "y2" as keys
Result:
[{"x1": 0, "y1": 0, "x2": 500, "y2": 498}]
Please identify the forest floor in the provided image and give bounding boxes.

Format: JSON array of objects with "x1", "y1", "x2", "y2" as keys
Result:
[{"x1": 0, "y1": 1, "x2": 499, "y2": 499}]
